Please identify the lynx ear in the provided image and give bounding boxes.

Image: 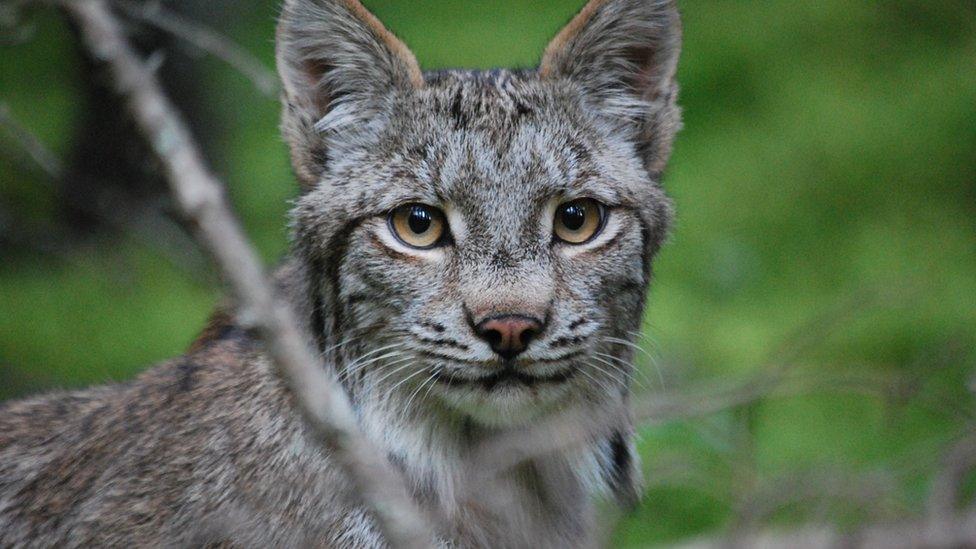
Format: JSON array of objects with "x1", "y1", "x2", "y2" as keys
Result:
[
  {"x1": 540, "y1": 0, "x2": 682, "y2": 177},
  {"x1": 276, "y1": 0, "x2": 423, "y2": 187}
]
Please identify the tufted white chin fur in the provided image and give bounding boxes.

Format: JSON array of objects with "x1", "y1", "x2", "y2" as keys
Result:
[{"x1": 431, "y1": 375, "x2": 578, "y2": 428}]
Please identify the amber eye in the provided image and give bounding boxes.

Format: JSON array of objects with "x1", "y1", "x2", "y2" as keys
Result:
[
  {"x1": 553, "y1": 198, "x2": 606, "y2": 244},
  {"x1": 388, "y1": 204, "x2": 448, "y2": 249}
]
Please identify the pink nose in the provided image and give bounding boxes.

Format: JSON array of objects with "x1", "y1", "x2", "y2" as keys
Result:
[{"x1": 475, "y1": 315, "x2": 543, "y2": 360}]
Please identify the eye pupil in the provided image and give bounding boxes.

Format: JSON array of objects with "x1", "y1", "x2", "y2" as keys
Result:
[
  {"x1": 408, "y1": 206, "x2": 432, "y2": 234},
  {"x1": 561, "y1": 205, "x2": 586, "y2": 231},
  {"x1": 553, "y1": 198, "x2": 605, "y2": 245},
  {"x1": 389, "y1": 203, "x2": 446, "y2": 249}
]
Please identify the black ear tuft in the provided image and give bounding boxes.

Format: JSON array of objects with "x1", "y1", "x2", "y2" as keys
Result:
[
  {"x1": 540, "y1": 0, "x2": 682, "y2": 177},
  {"x1": 276, "y1": 0, "x2": 423, "y2": 188}
]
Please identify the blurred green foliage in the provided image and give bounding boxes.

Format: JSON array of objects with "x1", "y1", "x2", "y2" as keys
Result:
[{"x1": 1, "y1": 0, "x2": 975, "y2": 545}]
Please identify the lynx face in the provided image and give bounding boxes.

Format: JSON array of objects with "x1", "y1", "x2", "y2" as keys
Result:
[{"x1": 279, "y1": 0, "x2": 680, "y2": 427}]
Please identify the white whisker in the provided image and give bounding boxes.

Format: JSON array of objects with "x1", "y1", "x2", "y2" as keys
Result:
[
  {"x1": 586, "y1": 355, "x2": 628, "y2": 387},
  {"x1": 403, "y1": 373, "x2": 437, "y2": 412},
  {"x1": 369, "y1": 357, "x2": 418, "y2": 386},
  {"x1": 593, "y1": 351, "x2": 650, "y2": 391},
  {"x1": 387, "y1": 368, "x2": 429, "y2": 395},
  {"x1": 577, "y1": 364, "x2": 614, "y2": 396},
  {"x1": 605, "y1": 335, "x2": 665, "y2": 388},
  {"x1": 339, "y1": 346, "x2": 408, "y2": 381},
  {"x1": 316, "y1": 328, "x2": 375, "y2": 359},
  {"x1": 421, "y1": 372, "x2": 440, "y2": 401},
  {"x1": 591, "y1": 352, "x2": 645, "y2": 390}
]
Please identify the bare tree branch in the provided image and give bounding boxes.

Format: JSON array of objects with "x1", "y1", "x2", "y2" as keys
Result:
[
  {"x1": 726, "y1": 468, "x2": 899, "y2": 539},
  {"x1": 471, "y1": 402, "x2": 628, "y2": 481},
  {"x1": 0, "y1": 102, "x2": 63, "y2": 178},
  {"x1": 61, "y1": 1, "x2": 433, "y2": 546},
  {"x1": 0, "y1": 101, "x2": 209, "y2": 274},
  {"x1": 113, "y1": 0, "x2": 279, "y2": 97},
  {"x1": 634, "y1": 369, "x2": 901, "y2": 426},
  {"x1": 675, "y1": 507, "x2": 976, "y2": 549},
  {"x1": 0, "y1": 0, "x2": 36, "y2": 45},
  {"x1": 928, "y1": 430, "x2": 976, "y2": 519}
]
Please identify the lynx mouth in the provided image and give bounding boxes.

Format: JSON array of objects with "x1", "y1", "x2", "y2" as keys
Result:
[
  {"x1": 418, "y1": 349, "x2": 583, "y2": 390},
  {"x1": 429, "y1": 355, "x2": 581, "y2": 391}
]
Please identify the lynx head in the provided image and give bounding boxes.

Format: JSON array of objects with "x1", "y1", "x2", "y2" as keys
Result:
[{"x1": 277, "y1": 0, "x2": 680, "y2": 434}]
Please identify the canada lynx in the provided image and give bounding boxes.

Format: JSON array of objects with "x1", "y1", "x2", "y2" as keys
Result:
[{"x1": 0, "y1": 0, "x2": 681, "y2": 546}]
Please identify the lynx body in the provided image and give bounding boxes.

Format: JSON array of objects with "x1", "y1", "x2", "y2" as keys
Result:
[{"x1": 0, "y1": 0, "x2": 681, "y2": 546}]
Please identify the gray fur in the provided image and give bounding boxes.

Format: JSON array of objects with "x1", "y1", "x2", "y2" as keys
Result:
[{"x1": 0, "y1": 0, "x2": 681, "y2": 546}]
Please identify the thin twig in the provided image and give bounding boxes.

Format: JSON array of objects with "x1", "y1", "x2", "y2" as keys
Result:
[
  {"x1": 0, "y1": 0, "x2": 36, "y2": 46},
  {"x1": 471, "y1": 401, "x2": 628, "y2": 482},
  {"x1": 0, "y1": 102, "x2": 63, "y2": 178},
  {"x1": 675, "y1": 507, "x2": 976, "y2": 549},
  {"x1": 113, "y1": 0, "x2": 279, "y2": 97},
  {"x1": 62, "y1": 1, "x2": 433, "y2": 547},
  {"x1": 633, "y1": 369, "x2": 901, "y2": 425},
  {"x1": 726, "y1": 467, "x2": 898, "y2": 539},
  {"x1": 928, "y1": 429, "x2": 976, "y2": 519},
  {"x1": 0, "y1": 107, "x2": 208, "y2": 275}
]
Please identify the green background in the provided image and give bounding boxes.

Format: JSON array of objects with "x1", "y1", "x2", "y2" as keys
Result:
[{"x1": 1, "y1": 1, "x2": 975, "y2": 545}]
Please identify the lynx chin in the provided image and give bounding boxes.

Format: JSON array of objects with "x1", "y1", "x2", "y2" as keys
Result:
[{"x1": 0, "y1": 0, "x2": 681, "y2": 546}]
